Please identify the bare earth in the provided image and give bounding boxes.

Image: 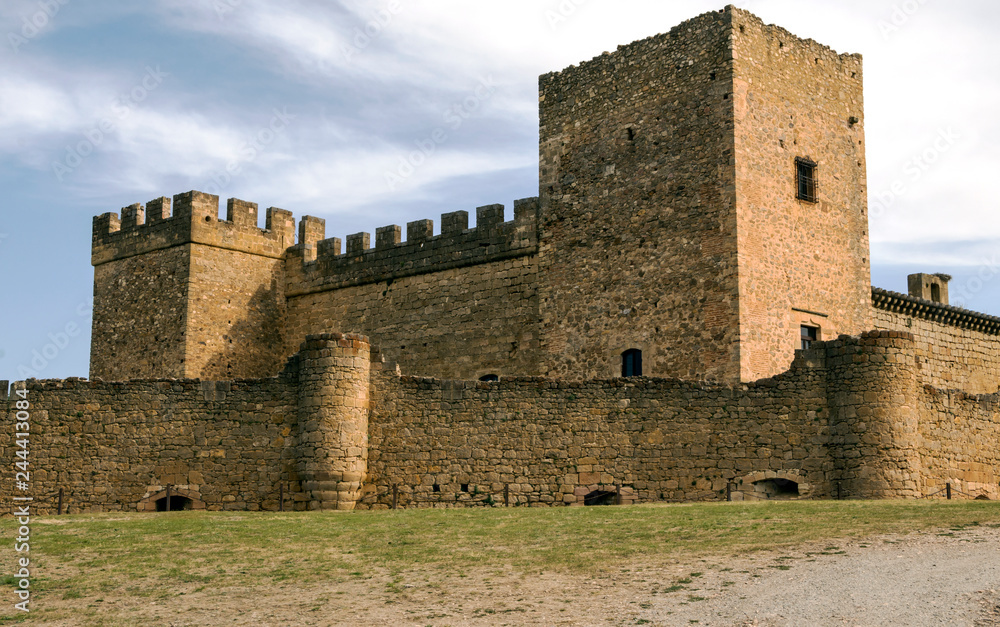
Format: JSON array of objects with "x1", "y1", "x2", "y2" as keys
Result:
[{"x1": 40, "y1": 526, "x2": 1000, "y2": 626}]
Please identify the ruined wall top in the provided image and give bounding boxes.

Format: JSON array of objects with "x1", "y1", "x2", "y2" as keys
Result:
[{"x1": 540, "y1": 5, "x2": 859, "y2": 90}]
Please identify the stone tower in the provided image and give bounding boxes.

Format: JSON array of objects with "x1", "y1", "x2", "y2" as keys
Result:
[
  {"x1": 90, "y1": 191, "x2": 294, "y2": 381},
  {"x1": 536, "y1": 5, "x2": 871, "y2": 383}
]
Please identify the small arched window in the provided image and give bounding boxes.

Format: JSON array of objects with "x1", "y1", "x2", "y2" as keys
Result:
[
  {"x1": 479, "y1": 374, "x2": 499, "y2": 382},
  {"x1": 621, "y1": 349, "x2": 642, "y2": 377}
]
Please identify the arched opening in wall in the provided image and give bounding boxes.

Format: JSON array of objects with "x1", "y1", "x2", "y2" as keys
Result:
[
  {"x1": 752, "y1": 478, "x2": 800, "y2": 499},
  {"x1": 931, "y1": 283, "x2": 941, "y2": 303},
  {"x1": 584, "y1": 490, "x2": 617, "y2": 506},
  {"x1": 155, "y1": 495, "x2": 193, "y2": 511},
  {"x1": 479, "y1": 374, "x2": 499, "y2": 382},
  {"x1": 621, "y1": 349, "x2": 642, "y2": 377}
]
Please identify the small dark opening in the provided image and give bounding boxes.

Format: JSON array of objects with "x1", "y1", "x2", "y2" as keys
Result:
[
  {"x1": 626, "y1": 127, "x2": 635, "y2": 141},
  {"x1": 800, "y1": 326, "x2": 818, "y2": 350},
  {"x1": 622, "y1": 349, "x2": 642, "y2": 377},
  {"x1": 155, "y1": 495, "x2": 193, "y2": 511},
  {"x1": 752, "y1": 478, "x2": 800, "y2": 499},
  {"x1": 709, "y1": 71, "x2": 716, "y2": 81},
  {"x1": 461, "y1": 484, "x2": 469, "y2": 493},
  {"x1": 432, "y1": 484, "x2": 440, "y2": 493},
  {"x1": 796, "y1": 158, "x2": 818, "y2": 203},
  {"x1": 479, "y1": 374, "x2": 499, "y2": 382},
  {"x1": 584, "y1": 490, "x2": 617, "y2": 506},
  {"x1": 931, "y1": 284, "x2": 941, "y2": 303}
]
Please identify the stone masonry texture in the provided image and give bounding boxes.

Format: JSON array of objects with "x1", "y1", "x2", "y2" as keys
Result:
[
  {"x1": 4, "y1": 332, "x2": 998, "y2": 514},
  {"x1": 5, "y1": 6, "x2": 999, "y2": 512}
]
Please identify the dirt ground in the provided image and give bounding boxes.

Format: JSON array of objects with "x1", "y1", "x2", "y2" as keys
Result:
[{"x1": 34, "y1": 526, "x2": 1000, "y2": 626}]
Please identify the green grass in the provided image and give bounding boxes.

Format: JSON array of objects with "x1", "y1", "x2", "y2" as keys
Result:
[{"x1": 0, "y1": 500, "x2": 997, "y2": 623}]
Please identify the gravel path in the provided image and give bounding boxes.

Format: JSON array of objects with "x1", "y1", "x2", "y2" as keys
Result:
[{"x1": 651, "y1": 526, "x2": 1000, "y2": 626}]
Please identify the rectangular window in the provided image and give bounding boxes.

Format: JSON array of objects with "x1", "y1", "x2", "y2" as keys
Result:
[
  {"x1": 622, "y1": 349, "x2": 642, "y2": 377},
  {"x1": 800, "y1": 326, "x2": 818, "y2": 350},
  {"x1": 796, "y1": 158, "x2": 818, "y2": 203}
]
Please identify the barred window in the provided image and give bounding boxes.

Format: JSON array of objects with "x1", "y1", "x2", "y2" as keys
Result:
[{"x1": 796, "y1": 157, "x2": 818, "y2": 203}]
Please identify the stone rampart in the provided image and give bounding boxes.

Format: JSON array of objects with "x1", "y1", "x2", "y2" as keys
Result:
[
  {"x1": 873, "y1": 287, "x2": 1000, "y2": 394},
  {"x1": 4, "y1": 332, "x2": 999, "y2": 513},
  {"x1": 285, "y1": 198, "x2": 538, "y2": 295}
]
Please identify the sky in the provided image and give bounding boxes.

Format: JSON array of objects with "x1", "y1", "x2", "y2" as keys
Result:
[{"x1": 1, "y1": 0, "x2": 998, "y2": 381}]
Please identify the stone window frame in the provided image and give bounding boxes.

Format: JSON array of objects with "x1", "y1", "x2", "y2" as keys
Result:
[{"x1": 795, "y1": 157, "x2": 818, "y2": 203}]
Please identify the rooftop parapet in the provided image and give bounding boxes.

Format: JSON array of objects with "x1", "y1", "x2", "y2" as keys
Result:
[
  {"x1": 872, "y1": 286, "x2": 1000, "y2": 335},
  {"x1": 286, "y1": 197, "x2": 539, "y2": 296},
  {"x1": 92, "y1": 191, "x2": 295, "y2": 266}
]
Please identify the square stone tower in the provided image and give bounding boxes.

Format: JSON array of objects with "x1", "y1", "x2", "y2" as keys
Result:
[
  {"x1": 90, "y1": 191, "x2": 294, "y2": 381},
  {"x1": 537, "y1": 5, "x2": 871, "y2": 383}
]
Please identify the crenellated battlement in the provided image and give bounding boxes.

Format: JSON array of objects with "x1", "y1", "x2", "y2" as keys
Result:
[
  {"x1": 285, "y1": 197, "x2": 539, "y2": 296},
  {"x1": 92, "y1": 190, "x2": 295, "y2": 266}
]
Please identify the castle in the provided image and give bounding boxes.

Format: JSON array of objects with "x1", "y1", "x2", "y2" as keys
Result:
[{"x1": 4, "y1": 6, "x2": 1000, "y2": 513}]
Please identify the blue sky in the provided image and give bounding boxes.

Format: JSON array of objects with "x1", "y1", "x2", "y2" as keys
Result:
[{"x1": 1, "y1": 0, "x2": 998, "y2": 381}]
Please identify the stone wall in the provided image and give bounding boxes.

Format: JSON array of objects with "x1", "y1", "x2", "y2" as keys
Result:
[
  {"x1": 90, "y1": 245, "x2": 190, "y2": 380},
  {"x1": 1, "y1": 376, "x2": 298, "y2": 514},
  {"x1": 0, "y1": 334, "x2": 374, "y2": 514},
  {"x1": 537, "y1": 8, "x2": 742, "y2": 383},
  {"x1": 732, "y1": 9, "x2": 871, "y2": 380},
  {"x1": 918, "y1": 386, "x2": 1000, "y2": 500},
  {"x1": 873, "y1": 288, "x2": 1000, "y2": 394},
  {"x1": 361, "y1": 356, "x2": 833, "y2": 508},
  {"x1": 283, "y1": 201, "x2": 541, "y2": 380},
  {"x1": 5, "y1": 332, "x2": 1000, "y2": 514},
  {"x1": 187, "y1": 242, "x2": 287, "y2": 380}
]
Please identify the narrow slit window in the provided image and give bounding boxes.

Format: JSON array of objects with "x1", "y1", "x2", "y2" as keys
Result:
[
  {"x1": 622, "y1": 349, "x2": 642, "y2": 377},
  {"x1": 479, "y1": 374, "x2": 499, "y2": 382},
  {"x1": 800, "y1": 326, "x2": 818, "y2": 350},
  {"x1": 796, "y1": 157, "x2": 818, "y2": 203}
]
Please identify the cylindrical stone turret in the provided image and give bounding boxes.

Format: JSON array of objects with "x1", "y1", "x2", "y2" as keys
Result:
[
  {"x1": 826, "y1": 331, "x2": 922, "y2": 498},
  {"x1": 295, "y1": 333, "x2": 371, "y2": 510}
]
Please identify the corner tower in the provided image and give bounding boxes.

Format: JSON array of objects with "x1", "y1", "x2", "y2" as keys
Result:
[
  {"x1": 90, "y1": 191, "x2": 294, "y2": 381},
  {"x1": 537, "y1": 6, "x2": 870, "y2": 383}
]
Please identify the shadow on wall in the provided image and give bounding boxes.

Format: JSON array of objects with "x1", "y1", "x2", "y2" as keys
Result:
[{"x1": 202, "y1": 281, "x2": 286, "y2": 380}]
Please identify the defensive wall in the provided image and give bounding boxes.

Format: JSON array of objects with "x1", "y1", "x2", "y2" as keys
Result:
[
  {"x1": 91, "y1": 192, "x2": 544, "y2": 383},
  {"x1": 5, "y1": 331, "x2": 998, "y2": 514},
  {"x1": 873, "y1": 287, "x2": 1000, "y2": 395}
]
